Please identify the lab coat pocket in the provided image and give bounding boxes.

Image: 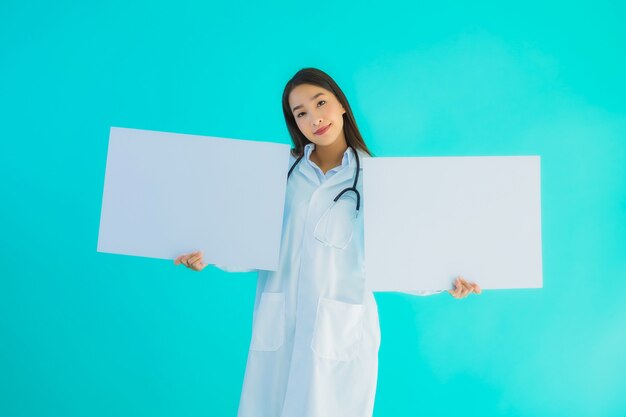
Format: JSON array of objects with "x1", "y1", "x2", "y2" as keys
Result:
[
  {"x1": 313, "y1": 194, "x2": 358, "y2": 249},
  {"x1": 250, "y1": 292, "x2": 285, "y2": 351},
  {"x1": 311, "y1": 297, "x2": 364, "y2": 361}
]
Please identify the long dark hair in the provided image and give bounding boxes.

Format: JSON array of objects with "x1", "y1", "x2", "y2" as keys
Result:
[{"x1": 281, "y1": 68, "x2": 375, "y2": 158}]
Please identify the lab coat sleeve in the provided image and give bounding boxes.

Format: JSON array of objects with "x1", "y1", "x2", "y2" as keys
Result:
[
  {"x1": 214, "y1": 264, "x2": 257, "y2": 273},
  {"x1": 402, "y1": 289, "x2": 446, "y2": 296}
]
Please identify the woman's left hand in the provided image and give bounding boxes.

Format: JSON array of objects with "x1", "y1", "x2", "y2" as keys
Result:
[{"x1": 448, "y1": 276, "x2": 481, "y2": 299}]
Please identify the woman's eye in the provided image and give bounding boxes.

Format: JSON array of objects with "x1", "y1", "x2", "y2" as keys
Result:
[{"x1": 296, "y1": 101, "x2": 326, "y2": 118}]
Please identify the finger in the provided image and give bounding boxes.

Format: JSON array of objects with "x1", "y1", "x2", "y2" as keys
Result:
[
  {"x1": 468, "y1": 283, "x2": 480, "y2": 296},
  {"x1": 463, "y1": 281, "x2": 479, "y2": 294},
  {"x1": 181, "y1": 255, "x2": 193, "y2": 267},
  {"x1": 190, "y1": 256, "x2": 206, "y2": 269},
  {"x1": 188, "y1": 253, "x2": 202, "y2": 266},
  {"x1": 449, "y1": 282, "x2": 459, "y2": 296},
  {"x1": 187, "y1": 251, "x2": 202, "y2": 266},
  {"x1": 193, "y1": 261, "x2": 207, "y2": 271},
  {"x1": 454, "y1": 279, "x2": 464, "y2": 295},
  {"x1": 176, "y1": 252, "x2": 193, "y2": 265},
  {"x1": 457, "y1": 279, "x2": 472, "y2": 298},
  {"x1": 458, "y1": 281, "x2": 470, "y2": 294},
  {"x1": 457, "y1": 276, "x2": 471, "y2": 289},
  {"x1": 191, "y1": 255, "x2": 207, "y2": 270},
  {"x1": 452, "y1": 286, "x2": 463, "y2": 298},
  {"x1": 461, "y1": 278, "x2": 474, "y2": 293},
  {"x1": 451, "y1": 277, "x2": 466, "y2": 297}
]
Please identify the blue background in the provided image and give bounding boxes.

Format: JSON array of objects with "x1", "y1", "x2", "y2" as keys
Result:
[{"x1": 1, "y1": 1, "x2": 625, "y2": 416}]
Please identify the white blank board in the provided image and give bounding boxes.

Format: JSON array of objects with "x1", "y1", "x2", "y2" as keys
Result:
[
  {"x1": 97, "y1": 127, "x2": 291, "y2": 271},
  {"x1": 363, "y1": 156, "x2": 542, "y2": 292}
]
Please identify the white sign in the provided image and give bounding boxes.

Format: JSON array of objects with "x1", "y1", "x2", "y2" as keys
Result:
[
  {"x1": 97, "y1": 127, "x2": 291, "y2": 271},
  {"x1": 363, "y1": 156, "x2": 542, "y2": 292}
]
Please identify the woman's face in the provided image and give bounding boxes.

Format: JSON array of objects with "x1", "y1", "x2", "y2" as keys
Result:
[{"x1": 288, "y1": 84, "x2": 347, "y2": 148}]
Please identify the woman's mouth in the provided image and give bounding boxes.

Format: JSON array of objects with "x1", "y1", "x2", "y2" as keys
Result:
[{"x1": 315, "y1": 124, "x2": 331, "y2": 135}]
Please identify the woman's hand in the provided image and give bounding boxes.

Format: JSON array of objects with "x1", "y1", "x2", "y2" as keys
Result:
[
  {"x1": 448, "y1": 276, "x2": 481, "y2": 299},
  {"x1": 174, "y1": 250, "x2": 208, "y2": 272}
]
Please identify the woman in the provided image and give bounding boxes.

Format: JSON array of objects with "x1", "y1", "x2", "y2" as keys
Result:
[{"x1": 175, "y1": 67, "x2": 481, "y2": 417}]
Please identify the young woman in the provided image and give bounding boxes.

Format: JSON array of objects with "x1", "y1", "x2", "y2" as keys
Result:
[{"x1": 174, "y1": 68, "x2": 481, "y2": 417}]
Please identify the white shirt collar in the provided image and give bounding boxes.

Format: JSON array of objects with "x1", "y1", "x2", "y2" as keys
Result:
[{"x1": 303, "y1": 143, "x2": 354, "y2": 172}]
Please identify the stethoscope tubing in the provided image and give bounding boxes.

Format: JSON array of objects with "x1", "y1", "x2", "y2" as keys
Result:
[{"x1": 287, "y1": 145, "x2": 361, "y2": 212}]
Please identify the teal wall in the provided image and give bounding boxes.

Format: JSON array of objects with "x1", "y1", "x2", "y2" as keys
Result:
[{"x1": 1, "y1": 1, "x2": 624, "y2": 416}]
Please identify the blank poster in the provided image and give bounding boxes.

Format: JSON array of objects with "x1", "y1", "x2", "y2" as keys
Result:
[
  {"x1": 97, "y1": 127, "x2": 291, "y2": 271},
  {"x1": 363, "y1": 156, "x2": 542, "y2": 292}
]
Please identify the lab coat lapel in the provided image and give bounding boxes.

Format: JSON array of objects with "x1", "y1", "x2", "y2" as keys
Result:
[{"x1": 297, "y1": 158, "x2": 321, "y2": 185}]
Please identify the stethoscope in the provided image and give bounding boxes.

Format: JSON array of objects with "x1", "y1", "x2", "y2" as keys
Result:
[{"x1": 287, "y1": 145, "x2": 361, "y2": 212}]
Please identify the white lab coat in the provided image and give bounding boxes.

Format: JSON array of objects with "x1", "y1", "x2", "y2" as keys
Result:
[{"x1": 218, "y1": 144, "x2": 442, "y2": 417}]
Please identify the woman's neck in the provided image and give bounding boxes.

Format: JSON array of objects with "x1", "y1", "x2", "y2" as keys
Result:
[{"x1": 310, "y1": 137, "x2": 348, "y2": 172}]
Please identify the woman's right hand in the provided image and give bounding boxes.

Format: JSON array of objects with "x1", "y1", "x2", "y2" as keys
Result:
[{"x1": 174, "y1": 250, "x2": 208, "y2": 272}]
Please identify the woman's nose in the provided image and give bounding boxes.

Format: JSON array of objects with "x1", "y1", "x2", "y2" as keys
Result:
[{"x1": 312, "y1": 114, "x2": 323, "y2": 126}]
